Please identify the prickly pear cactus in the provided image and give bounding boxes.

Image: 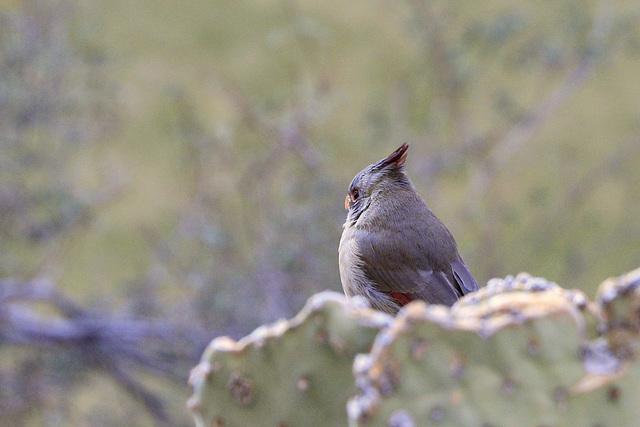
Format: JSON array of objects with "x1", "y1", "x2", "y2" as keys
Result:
[
  {"x1": 189, "y1": 268, "x2": 640, "y2": 427},
  {"x1": 188, "y1": 291, "x2": 392, "y2": 427},
  {"x1": 596, "y1": 267, "x2": 640, "y2": 359},
  {"x1": 348, "y1": 271, "x2": 640, "y2": 426}
]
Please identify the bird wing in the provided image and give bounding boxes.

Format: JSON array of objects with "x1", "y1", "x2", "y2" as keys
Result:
[
  {"x1": 451, "y1": 257, "x2": 480, "y2": 295},
  {"x1": 355, "y1": 228, "x2": 476, "y2": 306}
]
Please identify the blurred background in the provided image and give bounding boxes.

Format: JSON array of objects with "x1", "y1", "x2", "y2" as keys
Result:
[{"x1": 2, "y1": 0, "x2": 640, "y2": 424}]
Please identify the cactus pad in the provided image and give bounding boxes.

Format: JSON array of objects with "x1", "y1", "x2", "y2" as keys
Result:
[{"x1": 188, "y1": 291, "x2": 392, "y2": 427}]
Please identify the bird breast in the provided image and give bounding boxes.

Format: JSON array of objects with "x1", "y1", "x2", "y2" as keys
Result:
[
  {"x1": 338, "y1": 224, "x2": 364, "y2": 298},
  {"x1": 339, "y1": 223, "x2": 401, "y2": 314}
]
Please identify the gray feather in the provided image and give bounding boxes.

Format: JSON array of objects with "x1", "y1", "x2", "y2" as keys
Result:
[{"x1": 339, "y1": 143, "x2": 480, "y2": 312}]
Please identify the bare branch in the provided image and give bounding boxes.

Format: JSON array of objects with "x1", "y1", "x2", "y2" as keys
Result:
[{"x1": 0, "y1": 279, "x2": 212, "y2": 423}]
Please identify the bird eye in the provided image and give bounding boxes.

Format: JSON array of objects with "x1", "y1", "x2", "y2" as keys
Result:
[{"x1": 350, "y1": 188, "x2": 360, "y2": 201}]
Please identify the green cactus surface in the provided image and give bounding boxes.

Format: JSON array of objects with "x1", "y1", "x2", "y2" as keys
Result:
[
  {"x1": 188, "y1": 291, "x2": 392, "y2": 427},
  {"x1": 596, "y1": 267, "x2": 640, "y2": 359},
  {"x1": 349, "y1": 271, "x2": 640, "y2": 426},
  {"x1": 189, "y1": 268, "x2": 640, "y2": 427}
]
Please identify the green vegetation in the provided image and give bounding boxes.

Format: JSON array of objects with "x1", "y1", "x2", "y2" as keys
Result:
[
  {"x1": 189, "y1": 292, "x2": 391, "y2": 426},
  {"x1": 349, "y1": 269, "x2": 640, "y2": 426},
  {"x1": 190, "y1": 269, "x2": 640, "y2": 426},
  {"x1": 2, "y1": 0, "x2": 640, "y2": 424}
]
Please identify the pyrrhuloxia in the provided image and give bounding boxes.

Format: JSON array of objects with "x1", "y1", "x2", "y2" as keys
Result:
[{"x1": 339, "y1": 143, "x2": 478, "y2": 314}]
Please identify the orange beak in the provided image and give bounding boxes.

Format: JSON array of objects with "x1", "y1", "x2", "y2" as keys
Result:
[{"x1": 344, "y1": 195, "x2": 350, "y2": 210}]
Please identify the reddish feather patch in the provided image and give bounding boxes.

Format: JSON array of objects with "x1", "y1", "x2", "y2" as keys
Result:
[{"x1": 389, "y1": 292, "x2": 414, "y2": 306}]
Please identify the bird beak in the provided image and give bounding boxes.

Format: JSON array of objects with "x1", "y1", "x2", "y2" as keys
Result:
[{"x1": 344, "y1": 195, "x2": 350, "y2": 210}]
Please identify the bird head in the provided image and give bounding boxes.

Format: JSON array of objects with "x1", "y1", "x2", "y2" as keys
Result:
[{"x1": 344, "y1": 143, "x2": 411, "y2": 225}]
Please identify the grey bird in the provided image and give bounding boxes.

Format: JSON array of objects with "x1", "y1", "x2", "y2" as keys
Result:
[{"x1": 338, "y1": 143, "x2": 479, "y2": 314}]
